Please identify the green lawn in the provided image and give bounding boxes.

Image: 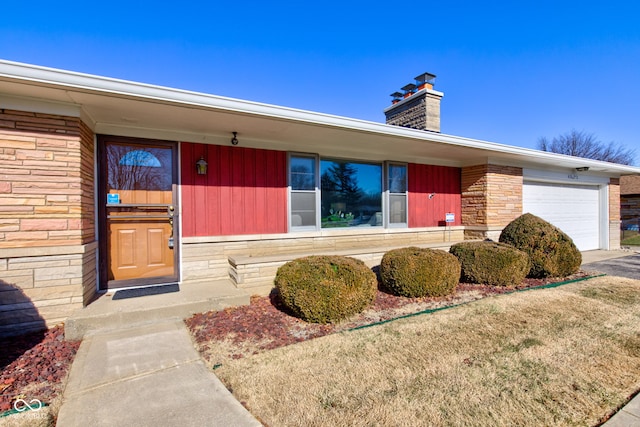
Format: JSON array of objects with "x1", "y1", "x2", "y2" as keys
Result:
[{"x1": 621, "y1": 234, "x2": 640, "y2": 246}]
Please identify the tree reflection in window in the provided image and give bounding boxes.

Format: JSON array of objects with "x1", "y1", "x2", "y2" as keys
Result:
[
  {"x1": 106, "y1": 144, "x2": 172, "y2": 192},
  {"x1": 320, "y1": 160, "x2": 382, "y2": 227}
]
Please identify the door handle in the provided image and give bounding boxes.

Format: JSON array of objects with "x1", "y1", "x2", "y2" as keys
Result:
[{"x1": 168, "y1": 205, "x2": 175, "y2": 249}]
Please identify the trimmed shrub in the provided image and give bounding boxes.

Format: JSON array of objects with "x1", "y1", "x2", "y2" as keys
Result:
[
  {"x1": 274, "y1": 255, "x2": 377, "y2": 323},
  {"x1": 380, "y1": 247, "x2": 461, "y2": 298},
  {"x1": 449, "y1": 241, "x2": 530, "y2": 287},
  {"x1": 499, "y1": 213, "x2": 582, "y2": 278}
]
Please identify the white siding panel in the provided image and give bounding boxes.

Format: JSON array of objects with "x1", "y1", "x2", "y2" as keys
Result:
[{"x1": 523, "y1": 182, "x2": 600, "y2": 251}]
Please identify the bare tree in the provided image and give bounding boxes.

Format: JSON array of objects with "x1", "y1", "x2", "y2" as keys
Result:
[{"x1": 537, "y1": 129, "x2": 636, "y2": 165}]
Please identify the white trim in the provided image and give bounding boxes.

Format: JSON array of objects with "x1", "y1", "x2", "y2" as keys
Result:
[
  {"x1": 288, "y1": 152, "x2": 320, "y2": 231},
  {"x1": 384, "y1": 162, "x2": 408, "y2": 228},
  {"x1": 177, "y1": 141, "x2": 184, "y2": 283},
  {"x1": 523, "y1": 168, "x2": 609, "y2": 185},
  {"x1": 107, "y1": 282, "x2": 179, "y2": 293},
  {"x1": 599, "y1": 184, "x2": 610, "y2": 250},
  {"x1": 0, "y1": 94, "x2": 81, "y2": 117}
]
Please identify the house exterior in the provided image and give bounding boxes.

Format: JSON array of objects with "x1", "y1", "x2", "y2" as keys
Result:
[
  {"x1": 1, "y1": 60, "x2": 639, "y2": 336},
  {"x1": 621, "y1": 175, "x2": 640, "y2": 230}
]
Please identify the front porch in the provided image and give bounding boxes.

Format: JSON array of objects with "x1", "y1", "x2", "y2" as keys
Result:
[{"x1": 67, "y1": 227, "x2": 467, "y2": 339}]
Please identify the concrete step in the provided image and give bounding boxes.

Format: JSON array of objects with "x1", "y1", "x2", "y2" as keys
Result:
[{"x1": 64, "y1": 279, "x2": 250, "y2": 341}]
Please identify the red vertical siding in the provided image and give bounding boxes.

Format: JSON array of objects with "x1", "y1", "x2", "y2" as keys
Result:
[
  {"x1": 408, "y1": 164, "x2": 462, "y2": 227},
  {"x1": 181, "y1": 142, "x2": 288, "y2": 237}
]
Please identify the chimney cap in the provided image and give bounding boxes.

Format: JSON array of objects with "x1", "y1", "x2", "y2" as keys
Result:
[
  {"x1": 390, "y1": 91, "x2": 403, "y2": 98},
  {"x1": 415, "y1": 72, "x2": 436, "y2": 84},
  {"x1": 401, "y1": 83, "x2": 417, "y2": 92}
]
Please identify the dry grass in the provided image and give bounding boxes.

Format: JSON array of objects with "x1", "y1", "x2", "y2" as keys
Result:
[{"x1": 214, "y1": 276, "x2": 640, "y2": 426}]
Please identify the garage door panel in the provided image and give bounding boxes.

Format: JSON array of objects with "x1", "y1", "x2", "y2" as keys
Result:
[{"x1": 523, "y1": 182, "x2": 600, "y2": 251}]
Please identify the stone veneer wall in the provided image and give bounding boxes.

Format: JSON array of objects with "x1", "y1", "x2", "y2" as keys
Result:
[
  {"x1": 609, "y1": 178, "x2": 621, "y2": 249},
  {"x1": 182, "y1": 227, "x2": 465, "y2": 285},
  {"x1": 461, "y1": 164, "x2": 523, "y2": 240},
  {"x1": 0, "y1": 109, "x2": 96, "y2": 336}
]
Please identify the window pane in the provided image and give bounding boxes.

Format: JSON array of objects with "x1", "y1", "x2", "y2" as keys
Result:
[
  {"x1": 320, "y1": 160, "x2": 382, "y2": 228},
  {"x1": 290, "y1": 156, "x2": 316, "y2": 190},
  {"x1": 389, "y1": 194, "x2": 407, "y2": 224},
  {"x1": 107, "y1": 144, "x2": 172, "y2": 192},
  {"x1": 388, "y1": 164, "x2": 407, "y2": 193},
  {"x1": 291, "y1": 192, "x2": 316, "y2": 227}
]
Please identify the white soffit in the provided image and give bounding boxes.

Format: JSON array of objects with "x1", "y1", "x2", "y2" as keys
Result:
[{"x1": 1, "y1": 60, "x2": 640, "y2": 174}]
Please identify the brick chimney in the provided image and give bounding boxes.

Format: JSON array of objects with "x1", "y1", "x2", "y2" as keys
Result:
[{"x1": 384, "y1": 72, "x2": 443, "y2": 132}]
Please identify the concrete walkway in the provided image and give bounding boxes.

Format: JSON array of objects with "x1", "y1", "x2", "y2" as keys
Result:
[{"x1": 56, "y1": 319, "x2": 261, "y2": 427}]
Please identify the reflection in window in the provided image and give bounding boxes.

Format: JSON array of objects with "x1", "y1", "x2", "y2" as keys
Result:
[
  {"x1": 388, "y1": 163, "x2": 407, "y2": 226},
  {"x1": 290, "y1": 156, "x2": 316, "y2": 190},
  {"x1": 320, "y1": 160, "x2": 382, "y2": 228},
  {"x1": 107, "y1": 145, "x2": 172, "y2": 191},
  {"x1": 289, "y1": 155, "x2": 317, "y2": 228},
  {"x1": 118, "y1": 150, "x2": 162, "y2": 167}
]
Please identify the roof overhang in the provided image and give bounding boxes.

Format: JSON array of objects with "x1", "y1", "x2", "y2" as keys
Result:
[{"x1": 1, "y1": 60, "x2": 639, "y2": 176}]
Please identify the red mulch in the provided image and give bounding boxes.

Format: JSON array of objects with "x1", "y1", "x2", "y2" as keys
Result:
[
  {"x1": 186, "y1": 272, "x2": 593, "y2": 363},
  {"x1": 0, "y1": 325, "x2": 80, "y2": 413}
]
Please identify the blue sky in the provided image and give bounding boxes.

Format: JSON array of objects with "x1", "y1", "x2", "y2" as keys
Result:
[{"x1": 2, "y1": 1, "x2": 639, "y2": 161}]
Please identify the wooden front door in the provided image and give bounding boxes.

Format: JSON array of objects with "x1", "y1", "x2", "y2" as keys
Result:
[{"x1": 99, "y1": 136, "x2": 179, "y2": 289}]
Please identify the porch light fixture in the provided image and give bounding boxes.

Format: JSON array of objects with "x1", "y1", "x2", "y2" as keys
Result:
[
  {"x1": 196, "y1": 156, "x2": 208, "y2": 175},
  {"x1": 231, "y1": 131, "x2": 239, "y2": 145},
  {"x1": 575, "y1": 167, "x2": 589, "y2": 172}
]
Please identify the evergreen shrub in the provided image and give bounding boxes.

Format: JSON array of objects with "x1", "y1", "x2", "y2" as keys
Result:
[
  {"x1": 449, "y1": 241, "x2": 530, "y2": 287},
  {"x1": 380, "y1": 247, "x2": 461, "y2": 298},
  {"x1": 274, "y1": 255, "x2": 377, "y2": 323},
  {"x1": 499, "y1": 213, "x2": 582, "y2": 278}
]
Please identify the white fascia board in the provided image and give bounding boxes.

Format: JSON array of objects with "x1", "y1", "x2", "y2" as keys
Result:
[
  {"x1": 1, "y1": 60, "x2": 640, "y2": 175},
  {"x1": 0, "y1": 94, "x2": 81, "y2": 117}
]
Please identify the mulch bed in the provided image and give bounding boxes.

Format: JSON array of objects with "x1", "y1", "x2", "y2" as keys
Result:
[
  {"x1": 186, "y1": 272, "x2": 594, "y2": 365},
  {"x1": 0, "y1": 325, "x2": 80, "y2": 413}
]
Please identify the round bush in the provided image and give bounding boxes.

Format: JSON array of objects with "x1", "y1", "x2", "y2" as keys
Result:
[
  {"x1": 274, "y1": 255, "x2": 377, "y2": 323},
  {"x1": 449, "y1": 241, "x2": 530, "y2": 287},
  {"x1": 499, "y1": 213, "x2": 582, "y2": 278},
  {"x1": 380, "y1": 247, "x2": 461, "y2": 297}
]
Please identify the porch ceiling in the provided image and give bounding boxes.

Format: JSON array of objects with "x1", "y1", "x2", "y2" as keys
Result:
[{"x1": 1, "y1": 60, "x2": 639, "y2": 175}]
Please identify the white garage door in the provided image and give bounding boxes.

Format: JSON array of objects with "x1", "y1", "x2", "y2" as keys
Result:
[{"x1": 523, "y1": 181, "x2": 601, "y2": 251}]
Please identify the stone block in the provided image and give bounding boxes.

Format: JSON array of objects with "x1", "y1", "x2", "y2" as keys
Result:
[
  {"x1": 34, "y1": 265, "x2": 81, "y2": 282},
  {"x1": 9, "y1": 257, "x2": 71, "y2": 270},
  {"x1": 33, "y1": 297, "x2": 73, "y2": 308},
  {"x1": 0, "y1": 270, "x2": 34, "y2": 288},
  {"x1": 36, "y1": 302, "x2": 81, "y2": 321},
  {"x1": 34, "y1": 278, "x2": 73, "y2": 288},
  {"x1": 22, "y1": 284, "x2": 82, "y2": 301}
]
